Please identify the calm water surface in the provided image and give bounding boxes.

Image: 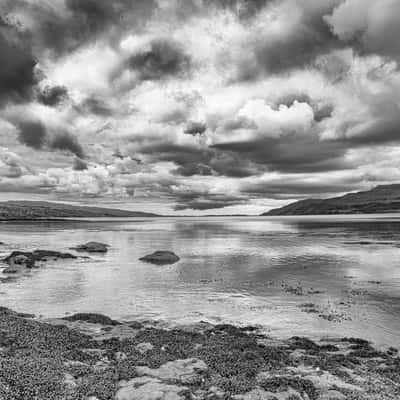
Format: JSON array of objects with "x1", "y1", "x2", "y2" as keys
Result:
[{"x1": 0, "y1": 215, "x2": 400, "y2": 347}]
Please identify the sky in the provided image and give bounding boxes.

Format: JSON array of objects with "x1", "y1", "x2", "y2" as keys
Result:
[{"x1": 0, "y1": 0, "x2": 400, "y2": 215}]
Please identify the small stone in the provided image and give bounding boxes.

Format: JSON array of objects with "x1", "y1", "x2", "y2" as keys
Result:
[
  {"x1": 135, "y1": 342, "x2": 154, "y2": 354},
  {"x1": 64, "y1": 360, "x2": 89, "y2": 368},
  {"x1": 206, "y1": 386, "x2": 226, "y2": 399},
  {"x1": 116, "y1": 351, "x2": 128, "y2": 361},
  {"x1": 233, "y1": 387, "x2": 288, "y2": 400},
  {"x1": 94, "y1": 359, "x2": 110, "y2": 371},
  {"x1": 63, "y1": 373, "x2": 77, "y2": 391},
  {"x1": 318, "y1": 390, "x2": 346, "y2": 400}
]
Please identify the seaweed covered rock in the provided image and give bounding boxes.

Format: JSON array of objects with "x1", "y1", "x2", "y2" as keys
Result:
[
  {"x1": 2, "y1": 249, "x2": 77, "y2": 272},
  {"x1": 71, "y1": 242, "x2": 109, "y2": 253},
  {"x1": 62, "y1": 313, "x2": 121, "y2": 326},
  {"x1": 139, "y1": 251, "x2": 180, "y2": 265}
]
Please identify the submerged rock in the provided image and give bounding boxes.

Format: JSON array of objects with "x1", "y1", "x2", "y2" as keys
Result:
[
  {"x1": 71, "y1": 241, "x2": 109, "y2": 253},
  {"x1": 2, "y1": 250, "x2": 77, "y2": 272},
  {"x1": 139, "y1": 250, "x2": 180, "y2": 265}
]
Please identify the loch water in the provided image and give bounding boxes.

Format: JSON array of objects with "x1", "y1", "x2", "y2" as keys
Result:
[{"x1": 0, "y1": 215, "x2": 400, "y2": 347}]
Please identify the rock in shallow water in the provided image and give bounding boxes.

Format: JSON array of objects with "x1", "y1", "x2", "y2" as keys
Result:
[
  {"x1": 139, "y1": 251, "x2": 180, "y2": 265},
  {"x1": 71, "y1": 241, "x2": 109, "y2": 253},
  {"x1": 2, "y1": 250, "x2": 77, "y2": 272}
]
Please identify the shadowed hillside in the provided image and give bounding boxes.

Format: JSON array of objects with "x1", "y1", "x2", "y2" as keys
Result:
[
  {"x1": 262, "y1": 185, "x2": 400, "y2": 215},
  {"x1": 0, "y1": 201, "x2": 159, "y2": 220}
]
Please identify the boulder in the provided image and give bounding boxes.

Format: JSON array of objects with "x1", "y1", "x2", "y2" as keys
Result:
[
  {"x1": 71, "y1": 241, "x2": 109, "y2": 253},
  {"x1": 139, "y1": 251, "x2": 180, "y2": 265},
  {"x1": 115, "y1": 376, "x2": 190, "y2": 400},
  {"x1": 2, "y1": 250, "x2": 76, "y2": 271},
  {"x1": 135, "y1": 358, "x2": 207, "y2": 385}
]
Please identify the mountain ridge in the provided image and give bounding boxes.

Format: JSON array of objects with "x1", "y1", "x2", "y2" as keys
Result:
[
  {"x1": 262, "y1": 184, "x2": 400, "y2": 215},
  {"x1": 0, "y1": 201, "x2": 159, "y2": 220}
]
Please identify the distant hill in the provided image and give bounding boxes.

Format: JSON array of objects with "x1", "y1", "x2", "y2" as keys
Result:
[
  {"x1": 262, "y1": 185, "x2": 400, "y2": 216},
  {"x1": 0, "y1": 201, "x2": 159, "y2": 220}
]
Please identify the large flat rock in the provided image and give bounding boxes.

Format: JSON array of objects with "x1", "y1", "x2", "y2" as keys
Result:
[
  {"x1": 135, "y1": 358, "x2": 207, "y2": 384},
  {"x1": 115, "y1": 376, "x2": 189, "y2": 400}
]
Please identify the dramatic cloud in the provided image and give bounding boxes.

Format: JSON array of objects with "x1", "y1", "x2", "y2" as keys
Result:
[
  {"x1": 12, "y1": 118, "x2": 84, "y2": 158},
  {"x1": 37, "y1": 85, "x2": 68, "y2": 107},
  {"x1": 0, "y1": 17, "x2": 38, "y2": 103},
  {"x1": 123, "y1": 39, "x2": 192, "y2": 82},
  {"x1": 51, "y1": 133, "x2": 85, "y2": 158},
  {"x1": 1, "y1": 0, "x2": 157, "y2": 56},
  {"x1": 16, "y1": 120, "x2": 47, "y2": 150},
  {"x1": 0, "y1": 0, "x2": 399, "y2": 213},
  {"x1": 326, "y1": 0, "x2": 400, "y2": 62},
  {"x1": 184, "y1": 121, "x2": 207, "y2": 136},
  {"x1": 73, "y1": 157, "x2": 88, "y2": 171},
  {"x1": 232, "y1": 0, "x2": 343, "y2": 80}
]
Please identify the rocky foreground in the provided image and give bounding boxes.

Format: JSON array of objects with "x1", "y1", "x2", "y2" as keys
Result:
[{"x1": 0, "y1": 308, "x2": 399, "y2": 399}]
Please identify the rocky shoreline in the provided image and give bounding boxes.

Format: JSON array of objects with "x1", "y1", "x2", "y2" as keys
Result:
[{"x1": 0, "y1": 307, "x2": 398, "y2": 400}]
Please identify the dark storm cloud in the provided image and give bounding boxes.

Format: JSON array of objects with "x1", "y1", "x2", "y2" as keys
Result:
[
  {"x1": 73, "y1": 157, "x2": 88, "y2": 171},
  {"x1": 51, "y1": 134, "x2": 85, "y2": 159},
  {"x1": 342, "y1": 117, "x2": 400, "y2": 147},
  {"x1": 37, "y1": 85, "x2": 69, "y2": 107},
  {"x1": 205, "y1": 0, "x2": 273, "y2": 19},
  {"x1": 242, "y1": 179, "x2": 359, "y2": 200},
  {"x1": 326, "y1": 0, "x2": 400, "y2": 63},
  {"x1": 139, "y1": 142, "x2": 264, "y2": 178},
  {"x1": 2, "y1": 0, "x2": 157, "y2": 56},
  {"x1": 174, "y1": 164, "x2": 214, "y2": 177},
  {"x1": 184, "y1": 121, "x2": 207, "y2": 135},
  {"x1": 14, "y1": 119, "x2": 84, "y2": 158},
  {"x1": 212, "y1": 136, "x2": 351, "y2": 173},
  {"x1": 0, "y1": 17, "x2": 38, "y2": 104},
  {"x1": 81, "y1": 97, "x2": 113, "y2": 116},
  {"x1": 126, "y1": 39, "x2": 191, "y2": 81},
  {"x1": 16, "y1": 120, "x2": 47, "y2": 149},
  {"x1": 235, "y1": 1, "x2": 345, "y2": 80},
  {"x1": 173, "y1": 191, "x2": 247, "y2": 211},
  {"x1": 313, "y1": 104, "x2": 334, "y2": 122}
]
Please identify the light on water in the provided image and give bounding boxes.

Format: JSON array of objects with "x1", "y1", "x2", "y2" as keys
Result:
[{"x1": 1, "y1": 215, "x2": 400, "y2": 347}]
